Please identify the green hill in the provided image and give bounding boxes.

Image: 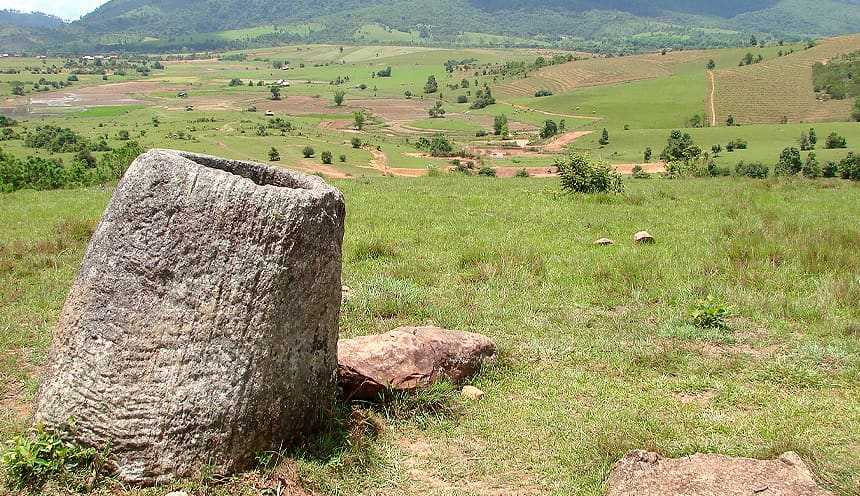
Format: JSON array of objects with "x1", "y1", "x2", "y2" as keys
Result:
[{"x1": 13, "y1": 0, "x2": 860, "y2": 53}]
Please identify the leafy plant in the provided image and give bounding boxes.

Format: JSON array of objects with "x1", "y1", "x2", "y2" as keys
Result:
[
  {"x1": 689, "y1": 295, "x2": 733, "y2": 329},
  {"x1": 556, "y1": 152, "x2": 623, "y2": 194},
  {"x1": 1, "y1": 420, "x2": 106, "y2": 492},
  {"x1": 301, "y1": 146, "x2": 315, "y2": 158}
]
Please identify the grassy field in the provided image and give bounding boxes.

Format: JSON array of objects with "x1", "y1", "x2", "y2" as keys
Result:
[{"x1": 1, "y1": 176, "x2": 859, "y2": 495}]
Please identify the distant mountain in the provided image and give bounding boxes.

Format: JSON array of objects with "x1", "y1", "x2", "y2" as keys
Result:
[
  {"x1": 23, "y1": 0, "x2": 860, "y2": 53},
  {"x1": 0, "y1": 9, "x2": 64, "y2": 29}
]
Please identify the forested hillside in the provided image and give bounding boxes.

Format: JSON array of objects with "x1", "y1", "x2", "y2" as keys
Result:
[{"x1": 5, "y1": 0, "x2": 860, "y2": 53}]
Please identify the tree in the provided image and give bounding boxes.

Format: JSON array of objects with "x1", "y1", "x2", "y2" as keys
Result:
[
  {"x1": 852, "y1": 98, "x2": 860, "y2": 122},
  {"x1": 540, "y1": 120, "x2": 558, "y2": 139},
  {"x1": 799, "y1": 132, "x2": 811, "y2": 151},
  {"x1": 270, "y1": 85, "x2": 281, "y2": 100},
  {"x1": 268, "y1": 147, "x2": 280, "y2": 161},
  {"x1": 706, "y1": 59, "x2": 716, "y2": 70},
  {"x1": 750, "y1": 35, "x2": 757, "y2": 46},
  {"x1": 711, "y1": 144, "x2": 722, "y2": 157},
  {"x1": 321, "y1": 151, "x2": 332, "y2": 164},
  {"x1": 808, "y1": 128, "x2": 817, "y2": 147},
  {"x1": 11, "y1": 85, "x2": 24, "y2": 96},
  {"x1": 726, "y1": 115, "x2": 735, "y2": 126},
  {"x1": 775, "y1": 147, "x2": 802, "y2": 175},
  {"x1": 424, "y1": 75, "x2": 438, "y2": 94},
  {"x1": 428, "y1": 101, "x2": 446, "y2": 118},
  {"x1": 493, "y1": 115, "x2": 508, "y2": 136},
  {"x1": 333, "y1": 89, "x2": 345, "y2": 106},
  {"x1": 351, "y1": 137, "x2": 362, "y2": 148},
  {"x1": 427, "y1": 134, "x2": 453, "y2": 157},
  {"x1": 352, "y1": 111, "x2": 366, "y2": 130},
  {"x1": 802, "y1": 152, "x2": 820, "y2": 178},
  {"x1": 229, "y1": 78, "x2": 243, "y2": 87},
  {"x1": 301, "y1": 146, "x2": 314, "y2": 158},
  {"x1": 644, "y1": 147, "x2": 652, "y2": 162},
  {"x1": 376, "y1": 66, "x2": 391, "y2": 77},
  {"x1": 660, "y1": 129, "x2": 701, "y2": 165},
  {"x1": 598, "y1": 128, "x2": 609, "y2": 146},
  {"x1": 824, "y1": 132, "x2": 847, "y2": 149}
]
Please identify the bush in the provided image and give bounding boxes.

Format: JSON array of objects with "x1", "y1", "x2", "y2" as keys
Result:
[
  {"x1": 514, "y1": 168, "x2": 530, "y2": 178},
  {"x1": 823, "y1": 161, "x2": 839, "y2": 178},
  {"x1": 726, "y1": 138, "x2": 748, "y2": 151},
  {"x1": 268, "y1": 147, "x2": 280, "y2": 161},
  {"x1": 824, "y1": 132, "x2": 847, "y2": 149},
  {"x1": 302, "y1": 146, "x2": 315, "y2": 158},
  {"x1": 456, "y1": 95, "x2": 468, "y2": 103},
  {"x1": 1, "y1": 421, "x2": 106, "y2": 492},
  {"x1": 839, "y1": 153, "x2": 860, "y2": 180},
  {"x1": 351, "y1": 137, "x2": 363, "y2": 148},
  {"x1": 477, "y1": 166, "x2": 496, "y2": 177},
  {"x1": 534, "y1": 89, "x2": 553, "y2": 97},
  {"x1": 689, "y1": 295, "x2": 733, "y2": 329},
  {"x1": 631, "y1": 164, "x2": 650, "y2": 179},
  {"x1": 556, "y1": 152, "x2": 623, "y2": 194},
  {"x1": 339, "y1": 154, "x2": 347, "y2": 163},
  {"x1": 735, "y1": 161, "x2": 769, "y2": 178},
  {"x1": 321, "y1": 151, "x2": 333, "y2": 164},
  {"x1": 802, "y1": 152, "x2": 820, "y2": 178},
  {"x1": 775, "y1": 147, "x2": 802, "y2": 175}
]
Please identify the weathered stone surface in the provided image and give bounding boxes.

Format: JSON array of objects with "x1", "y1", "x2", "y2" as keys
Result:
[
  {"x1": 461, "y1": 385, "x2": 485, "y2": 400},
  {"x1": 606, "y1": 450, "x2": 833, "y2": 496},
  {"x1": 594, "y1": 238, "x2": 614, "y2": 245},
  {"x1": 33, "y1": 149, "x2": 345, "y2": 484},
  {"x1": 634, "y1": 231, "x2": 655, "y2": 243},
  {"x1": 338, "y1": 326, "x2": 498, "y2": 401}
]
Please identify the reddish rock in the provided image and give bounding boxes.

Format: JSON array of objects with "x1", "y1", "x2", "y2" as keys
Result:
[
  {"x1": 337, "y1": 326, "x2": 498, "y2": 401},
  {"x1": 634, "y1": 231, "x2": 655, "y2": 243},
  {"x1": 607, "y1": 450, "x2": 833, "y2": 496}
]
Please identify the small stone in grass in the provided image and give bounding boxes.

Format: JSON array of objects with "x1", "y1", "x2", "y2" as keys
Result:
[
  {"x1": 461, "y1": 385, "x2": 485, "y2": 400},
  {"x1": 634, "y1": 231, "x2": 655, "y2": 244}
]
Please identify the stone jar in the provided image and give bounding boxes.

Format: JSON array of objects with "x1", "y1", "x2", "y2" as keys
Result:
[{"x1": 32, "y1": 149, "x2": 345, "y2": 484}]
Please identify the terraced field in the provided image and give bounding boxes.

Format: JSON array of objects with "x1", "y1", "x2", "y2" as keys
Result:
[
  {"x1": 713, "y1": 34, "x2": 860, "y2": 124},
  {"x1": 494, "y1": 49, "x2": 716, "y2": 98}
]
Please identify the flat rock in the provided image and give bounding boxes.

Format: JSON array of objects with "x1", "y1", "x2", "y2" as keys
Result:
[
  {"x1": 634, "y1": 230, "x2": 655, "y2": 243},
  {"x1": 606, "y1": 450, "x2": 833, "y2": 496},
  {"x1": 32, "y1": 150, "x2": 345, "y2": 484},
  {"x1": 594, "y1": 238, "x2": 614, "y2": 245},
  {"x1": 461, "y1": 385, "x2": 485, "y2": 400},
  {"x1": 338, "y1": 326, "x2": 498, "y2": 401}
]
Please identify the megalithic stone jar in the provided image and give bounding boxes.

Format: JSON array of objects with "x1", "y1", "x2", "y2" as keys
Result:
[{"x1": 32, "y1": 149, "x2": 345, "y2": 484}]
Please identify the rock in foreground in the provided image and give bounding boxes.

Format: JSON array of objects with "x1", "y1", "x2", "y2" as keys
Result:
[
  {"x1": 338, "y1": 326, "x2": 498, "y2": 401},
  {"x1": 33, "y1": 149, "x2": 345, "y2": 484},
  {"x1": 607, "y1": 450, "x2": 832, "y2": 496}
]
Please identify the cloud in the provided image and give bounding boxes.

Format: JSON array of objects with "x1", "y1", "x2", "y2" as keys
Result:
[{"x1": 0, "y1": 0, "x2": 108, "y2": 21}]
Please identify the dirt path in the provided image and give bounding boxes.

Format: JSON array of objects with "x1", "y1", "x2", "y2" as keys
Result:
[
  {"x1": 367, "y1": 147, "x2": 426, "y2": 177},
  {"x1": 496, "y1": 100, "x2": 602, "y2": 120},
  {"x1": 543, "y1": 131, "x2": 593, "y2": 151},
  {"x1": 707, "y1": 70, "x2": 716, "y2": 127}
]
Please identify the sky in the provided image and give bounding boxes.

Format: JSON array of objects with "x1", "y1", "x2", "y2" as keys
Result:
[{"x1": 0, "y1": 0, "x2": 110, "y2": 21}]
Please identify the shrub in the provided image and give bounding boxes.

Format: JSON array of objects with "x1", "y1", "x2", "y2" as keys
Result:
[
  {"x1": 534, "y1": 89, "x2": 553, "y2": 97},
  {"x1": 339, "y1": 154, "x2": 347, "y2": 163},
  {"x1": 268, "y1": 147, "x2": 280, "y2": 161},
  {"x1": 726, "y1": 138, "x2": 748, "y2": 151},
  {"x1": 802, "y1": 152, "x2": 820, "y2": 178},
  {"x1": 689, "y1": 295, "x2": 733, "y2": 329},
  {"x1": 556, "y1": 152, "x2": 623, "y2": 194},
  {"x1": 823, "y1": 161, "x2": 839, "y2": 178},
  {"x1": 321, "y1": 151, "x2": 333, "y2": 164},
  {"x1": 735, "y1": 161, "x2": 769, "y2": 178},
  {"x1": 838, "y1": 153, "x2": 860, "y2": 180},
  {"x1": 1, "y1": 421, "x2": 105, "y2": 492},
  {"x1": 477, "y1": 166, "x2": 496, "y2": 177},
  {"x1": 775, "y1": 147, "x2": 802, "y2": 175},
  {"x1": 631, "y1": 164, "x2": 650, "y2": 179},
  {"x1": 302, "y1": 146, "x2": 315, "y2": 158},
  {"x1": 514, "y1": 168, "x2": 530, "y2": 178},
  {"x1": 351, "y1": 137, "x2": 363, "y2": 148},
  {"x1": 824, "y1": 132, "x2": 847, "y2": 149},
  {"x1": 457, "y1": 95, "x2": 468, "y2": 103}
]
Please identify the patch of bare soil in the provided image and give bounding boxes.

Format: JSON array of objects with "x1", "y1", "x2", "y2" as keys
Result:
[
  {"x1": 674, "y1": 389, "x2": 720, "y2": 405},
  {"x1": 494, "y1": 166, "x2": 558, "y2": 178},
  {"x1": 28, "y1": 82, "x2": 168, "y2": 111},
  {"x1": 350, "y1": 98, "x2": 434, "y2": 121},
  {"x1": 368, "y1": 148, "x2": 426, "y2": 177},
  {"x1": 613, "y1": 162, "x2": 666, "y2": 175},
  {"x1": 398, "y1": 435, "x2": 541, "y2": 495},
  {"x1": 543, "y1": 131, "x2": 592, "y2": 151},
  {"x1": 263, "y1": 95, "x2": 352, "y2": 115},
  {"x1": 318, "y1": 119, "x2": 355, "y2": 131}
]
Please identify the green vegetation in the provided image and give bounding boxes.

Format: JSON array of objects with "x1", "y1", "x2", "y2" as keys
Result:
[
  {"x1": 2, "y1": 177, "x2": 860, "y2": 494},
  {"x1": 556, "y1": 152, "x2": 623, "y2": 194}
]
